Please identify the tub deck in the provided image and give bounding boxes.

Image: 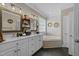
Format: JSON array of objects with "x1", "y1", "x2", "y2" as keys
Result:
[{"x1": 43, "y1": 35, "x2": 62, "y2": 48}]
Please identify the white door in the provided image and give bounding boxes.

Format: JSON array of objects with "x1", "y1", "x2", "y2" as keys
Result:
[
  {"x1": 63, "y1": 10, "x2": 74, "y2": 55},
  {"x1": 63, "y1": 15, "x2": 70, "y2": 48},
  {"x1": 68, "y1": 11, "x2": 74, "y2": 55},
  {"x1": 74, "y1": 4, "x2": 79, "y2": 56}
]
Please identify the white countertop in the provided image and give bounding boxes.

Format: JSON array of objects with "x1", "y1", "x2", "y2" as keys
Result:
[
  {"x1": 0, "y1": 37, "x2": 18, "y2": 45},
  {"x1": 0, "y1": 33, "x2": 43, "y2": 44}
]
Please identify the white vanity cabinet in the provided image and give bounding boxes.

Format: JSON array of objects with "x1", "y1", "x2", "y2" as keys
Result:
[
  {"x1": 0, "y1": 41, "x2": 18, "y2": 56},
  {"x1": 0, "y1": 38, "x2": 29, "y2": 56},
  {"x1": 0, "y1": 34, "x2": 43, "y2": 56},
  {"x1": 28, "y1": 34, "x2": 43, "y2": 56}
]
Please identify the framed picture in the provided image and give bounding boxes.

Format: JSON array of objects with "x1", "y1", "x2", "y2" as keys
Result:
[
  {"x1": 0, "y1": 8, "x2": 21, "y2": 32},
  {"x1": 30, "y1": 19, "x2": 37, "y2": 31}
]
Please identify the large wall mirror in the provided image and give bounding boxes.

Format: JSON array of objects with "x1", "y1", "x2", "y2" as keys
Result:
[
  {"x1": 0, "y1": 7, "x2": 21, "y2": 32},
  {"x1": 54, "y1": 22, "x2": 59, "y2": 28}
]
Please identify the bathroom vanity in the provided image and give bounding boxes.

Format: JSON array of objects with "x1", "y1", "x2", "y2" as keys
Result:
[
  {"x1": 0, "y1": 4, "x2": 43, "y2": 56},
  {"x1": 0, "y1": 33, "x2": 43, "y2": 56}
]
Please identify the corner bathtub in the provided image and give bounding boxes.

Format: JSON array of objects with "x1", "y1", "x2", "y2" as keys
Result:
[{"x1": 43, "y1": 35, "x2": 62, "y2": 48}]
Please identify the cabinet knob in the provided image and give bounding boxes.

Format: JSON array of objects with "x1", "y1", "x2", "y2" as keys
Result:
[
  {"x1": 18, "y1": 49, "x2": 20, "y2": 51},
  {"x1": 69, "y1": 35, "x2": 72, "y2": 37},
  {"x1": 75, "y1": 40, "x2": 79, "y2": 43},
  {"x1": 32, "y1": 44, "x2": 34, "y2": 46},
  {"x1": 32, "y1": 50, "x2": 33, "y2": 52},
  {"x1": 16, "y1": 43, "x2": 18, "y2": 45},
  {"x1": 39, "y1": 40, "x2": 41, "y2": 41},
  {"x1": 31, "y1": 39, "x2": 33, "y2": 40},
  {"x1": 14, "y1": 50, "x2": 17, "y2": 53}
]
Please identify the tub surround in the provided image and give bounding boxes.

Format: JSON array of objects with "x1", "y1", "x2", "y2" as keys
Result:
[{"x1": 43, "y1": 35, "x2": 62, "y2": 48}]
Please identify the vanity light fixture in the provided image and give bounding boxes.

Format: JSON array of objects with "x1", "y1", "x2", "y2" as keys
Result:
[
  {"x1": 19, "y1": 8, "x2": 22, "y2": 13},
  {"x1": 2, "y1": 3, "x2": 5, "y2": 6}
]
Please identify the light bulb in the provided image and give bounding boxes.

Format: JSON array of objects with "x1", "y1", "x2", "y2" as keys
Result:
[
  {"x1": 12, "y1": 6, "x2": 15, "y2": 10},
  {"x1": 2, "y1": 3, "x2": 5, "y2": 6}
]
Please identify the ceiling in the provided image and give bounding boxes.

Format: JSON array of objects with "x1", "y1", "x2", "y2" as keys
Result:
[{"x1": 27, "y1": 3, "x2": 73, "y2": 19}]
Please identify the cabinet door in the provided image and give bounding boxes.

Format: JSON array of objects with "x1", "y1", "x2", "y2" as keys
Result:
[
  {"x1": 34, "y1": 36, "x2": 40, "y2": 51},
  {"x1": 18, "y1": 46, "x2": 28, "y2": 56},
  {"x1": 17, "y1": 38, "x2": 28, "y2": 56},
  {"x1": 36, "y1": 35, "x2": 43, "y2": 50},
  {"x1": 0, "y1": 47, "x2": 17, "y2": 56},
  {"x1": 28, "y1": 35, "x2": 43, "y2": 56},
  {"x1": 21, "y1": 46, "x2": 28, "y2": 56},
  {"x1": 28, "y1": 37, "x2": 36, "y2": 56},
  {"x1": 39, "y1": 35, "x2": 43, "y2": 48}
]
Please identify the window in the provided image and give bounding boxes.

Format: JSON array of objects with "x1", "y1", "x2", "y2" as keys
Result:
[{"x1": 38, "y1": 17, "x2": 46, "y2": 34}]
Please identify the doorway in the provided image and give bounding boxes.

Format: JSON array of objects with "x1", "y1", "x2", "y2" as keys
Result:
[{"x1": 61, "y1": 7, "x2": 74, "y2": 55}]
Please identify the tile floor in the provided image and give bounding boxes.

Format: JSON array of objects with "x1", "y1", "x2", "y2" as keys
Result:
[{"x1": 33, "y1": 47, "x2": 70, "y2": 56}]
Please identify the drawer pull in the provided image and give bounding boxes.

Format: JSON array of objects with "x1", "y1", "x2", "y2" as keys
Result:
[
  {"x1": 14, "y1": 50, "x2": 17, "y2": 53},
  {"x1": 18, "y1": 49, "x2": 20, "y2": 51},
  {"x1": 31, "y1": 39, "x2": 33, "y2": 40},
  {"x1": 32, "y1": 44, "x2": 34, "y2": 46},
  {"x1": 32, "y1": 50, "x2": 33, "y2": 52},
  {"x1": 75, "y1": 40, "x2": 79, "y2": 43},
  {"x1": 16, "y1": 43, "x2": 18, "y2": 45},
  {"x1": 39, "y1": 40, "x2": 41, "y2": 41}
]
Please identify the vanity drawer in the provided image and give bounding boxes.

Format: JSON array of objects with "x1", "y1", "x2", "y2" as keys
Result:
[
  {"x1": 0, "y1": 47, "x2": 17, "y2": 56},
  {"x1": 28, "y1": 37, "x2": 35, "y2": 43},
  {"x1": 17, "y1": 38, "x2": 28, "y2": 47},
  {"x1": 0, "y1": 41, "x2": 17, "y2": 53}
]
